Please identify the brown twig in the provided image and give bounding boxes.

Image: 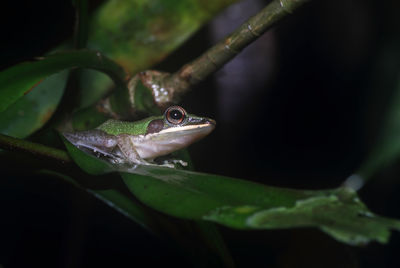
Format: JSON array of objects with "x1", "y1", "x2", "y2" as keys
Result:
[{"x1": 163, "y1": 0, "x2": 311, "y2": 103}]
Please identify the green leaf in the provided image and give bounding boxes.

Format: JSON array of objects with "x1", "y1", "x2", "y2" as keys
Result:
[
  {"x1": 61, "y1": 137, "x2": 235, "y2": 264},
  {"x1": 358, "y1": 77, "x2": 400, "y2": 179},
  {"x1": 355, "y1": 42, "x2": 400, "y2": 180},
  {"x1": 88, "y1": 188, "x2": 157, "y2": 233},
  {"x1": 0, "y1": 71, "x2": 68, "y2": 138},
  {"x1": 62, "y1": 135, "x2": 400, "y2": 246},
  {"x1": 205, "y1": 191, "x2": 400, "y2": 246},
  {"x1": 121, "y1": 170, "x2": 400, "y2": 246},
  {"x1": 0, "y1": 49, "x2": 127, "y2": 114},
  {"x1": 76, "y1": 69, "x2": 113, "y2": 109},
  {"x1": 62, "y1": 134, "x2": 113, "y2": 175}
]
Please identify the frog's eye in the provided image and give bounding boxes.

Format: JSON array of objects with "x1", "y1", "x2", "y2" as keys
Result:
[{"x1": 165, "y1": 106, "x2": 186, "y2": 125}]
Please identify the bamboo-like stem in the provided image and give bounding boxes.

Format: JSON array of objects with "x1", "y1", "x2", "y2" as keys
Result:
[
  {"x1": 164, "y1": 0, "x2": 310, "y2": 98},
  {"x1": 85, "y1": 0, "x2": 311, "y2": 116},
  {"x1": 73, "y1": 0, "x2": 89, "y2": 49},
  {"x1": 0, "y1": 133, "x2": 71, "y2": 164}
]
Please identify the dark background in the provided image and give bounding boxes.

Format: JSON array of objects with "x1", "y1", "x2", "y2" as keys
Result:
[{"x1": 1, "y1": 0, "x2": 400, "y2": 267}]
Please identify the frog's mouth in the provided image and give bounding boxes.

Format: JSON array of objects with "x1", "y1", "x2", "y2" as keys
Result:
[{"x1": 159, "y1": 118, "x2": 216, "y2": 135}]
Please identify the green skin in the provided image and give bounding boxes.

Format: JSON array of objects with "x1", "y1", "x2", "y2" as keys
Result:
[{"x1": 64, "y1": 106, "x2": 216, "y2": 167}]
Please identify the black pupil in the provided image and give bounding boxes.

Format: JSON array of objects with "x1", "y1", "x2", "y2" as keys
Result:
[{"x1": 170, "y1": 109, "x2": 183, "y2": 120}]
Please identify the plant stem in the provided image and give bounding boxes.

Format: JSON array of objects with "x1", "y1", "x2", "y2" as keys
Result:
[
  {"x1": 34, "y1": 49, "x2": 130, "y2": 129},
  {"x1": 0, "y1": 133, "x2": 71, "y2": 164},
  {"x1": 58, "y1": 0, "x2": 90, "y2": 115},
  {"x1": 87, "y1": 0, "x2": 310, "y2": 116},
  {"x1": 73, "y1": 0, "x2": 89, "y2": 49},
  {"x1": 164, "y1": 0, "x2": 310, "y2": 98}
]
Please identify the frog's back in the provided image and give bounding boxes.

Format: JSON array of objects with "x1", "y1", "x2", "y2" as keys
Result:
[{"x1": 97, "y1": 118, "x2": 155, "y2": 136}]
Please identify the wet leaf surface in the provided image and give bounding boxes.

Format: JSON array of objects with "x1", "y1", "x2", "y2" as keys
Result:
[
  {"x1": 63, "y1": 136, "x2": 400, "y2": 246},
  {"x1": 0, "y1": 71, "x2": 68, "y2": 138}
]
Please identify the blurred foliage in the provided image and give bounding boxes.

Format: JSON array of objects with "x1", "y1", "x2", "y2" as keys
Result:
[
  {"x1": 80, "y1": 0, "x2": 239, "y2": 108},
  {"x1": 89, "y1": 0, "x2": 238, "y2": 73},
  {"x1": 1, "y1": 0, "x2": 400, "y2": 267}
]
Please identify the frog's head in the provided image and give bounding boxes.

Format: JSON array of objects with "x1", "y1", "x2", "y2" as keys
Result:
[
  {"x1": 137, "y1": 106, "x2": 216, "y2": 158},
  {"x1": 147, "y1": 106, "x2": 215, "y2": 135}
]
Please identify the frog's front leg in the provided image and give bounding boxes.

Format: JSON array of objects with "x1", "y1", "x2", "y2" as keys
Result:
[
  {"x1": 116, "y1": 134, "x2": 155, "y2": 166},
  {"x1": 116, "y1": 135, "x2": 181, "y2": 168},
  {"x1": 160, "y1": 159, "x2": 188, "y2": 167}
]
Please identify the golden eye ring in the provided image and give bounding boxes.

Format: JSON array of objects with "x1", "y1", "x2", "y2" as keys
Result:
[{"x1": 165, "y1": 106, "x2": 186, "y2": 125}]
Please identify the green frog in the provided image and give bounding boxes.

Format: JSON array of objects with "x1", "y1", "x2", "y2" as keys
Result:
[{"x1": 64, "y1": 106, "x2": 216, "y2": 168}]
